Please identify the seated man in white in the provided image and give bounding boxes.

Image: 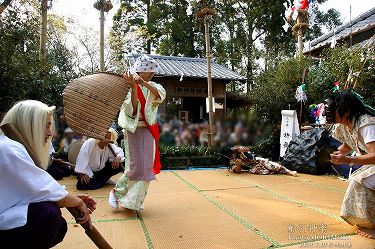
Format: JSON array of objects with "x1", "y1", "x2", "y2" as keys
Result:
[{"x1": 75, "y1": 128, "x2": 124, "y2": 190}]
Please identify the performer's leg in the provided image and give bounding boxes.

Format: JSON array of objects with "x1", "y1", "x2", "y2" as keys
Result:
[
  {"x1": 46, "y1": 162, "x2": 65, "y2": 180},
  {"x1": 356, "y1": 174, "x2": 375, "y2": 239},
  {"x1": 77, "y1": 162, "x2": 122, "y2": 190},
  {"x1": 111, "y1": 174, "x2": 150, "y2": 211},
  {"x1": 341, "y1": 179, "x2": 375, "y2": 239},
  {"x1": 0, "y1": 202, "x2": 67, "y2": 248},
  {"x1": 263, "y1": 160, "x2": 297, "y2": 176}
]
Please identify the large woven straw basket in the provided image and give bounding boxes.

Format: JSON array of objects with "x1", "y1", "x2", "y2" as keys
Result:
[{"x1": 63, "y1": 72, "x2": 129, "y2": 140}]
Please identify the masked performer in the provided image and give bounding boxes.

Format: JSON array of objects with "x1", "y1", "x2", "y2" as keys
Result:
[
  {"x1": 75, "y1": 128, "x2": 124, "y2": 190},
  {"x1": 0, "y1": 100, "x2": 95, "y2": 248},
  {"x1": 109, "y1": 55, "x2": 166, "y2": 211},
  {"x1": 228, "y1": 146, "x2": 297, "y2": 176},
  {"x1": 325, "y1": 90, "x2": 375, "y2": 239}
]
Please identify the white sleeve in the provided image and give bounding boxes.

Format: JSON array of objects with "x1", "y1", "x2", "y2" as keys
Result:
[
  {"x1": 0, "y1": 143, "x2": 68, "y2": 205},
  {"x1": 75, "y1": 139, "x2": 94, "y2": 177},
  {"x1": 149, "y1": 81, "x2": 166, "y2": 103},
  {"x1": 0, "y1": 140, "x2": 68, "y2": 230},
  {"x1": 49, "y1": 143, "x2": 55, "y2": 155},
  {"x1": 109, "y1": 144, "x2": 125, "y2": 161},
  {"x1": 359, "y1": 124, "x2": 375, "y2": 144}
]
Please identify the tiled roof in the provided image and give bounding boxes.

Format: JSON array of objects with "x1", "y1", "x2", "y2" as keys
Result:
[
  {"x1": 304, "y1": 7, "x2": 375, "y2": 54},
  {"x1": 129, "y1": 54, "x2": 246, "y2": 82}
]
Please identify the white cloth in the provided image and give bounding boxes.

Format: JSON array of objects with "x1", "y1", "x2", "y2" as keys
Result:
[
  {"x1": 130, "y1": 55, "x2": 160, "y2": 74},
  {"x1": 49, "y1": 142, "x2": 55, "y2": 155},
  {"x1": 118, "y1": 81, "x2": 166, "y2": 133},
  {"x1": 62, "y1": 138, "x2": 77, "y2": 152},
  {"x1": 75, "y1": 138, "x2": 125, "y2": 177},
  {"x1": 358, "y1": 124, "x2": 375, "y2": 189},
  {"x1": 358, "y1": 124, "x2": 375, "y2": 151},
  {"x1": 0, "y1": 135, "x2": 68, "y2": 230}
]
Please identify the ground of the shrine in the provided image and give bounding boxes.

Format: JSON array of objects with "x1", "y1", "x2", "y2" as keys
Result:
[{"x1": 55, "y1": 169, "x2": 375, "y2": 249}]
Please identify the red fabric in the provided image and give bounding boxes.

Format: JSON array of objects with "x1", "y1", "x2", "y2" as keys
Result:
[
  {"x1": 136, "y1": 84, "x2": 162, "y2": 174},
  {"x1": 299, "y1": 0, "x2": 309, "y2": 10}
]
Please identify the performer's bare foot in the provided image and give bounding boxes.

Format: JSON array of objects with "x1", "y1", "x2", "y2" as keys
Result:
[
  {"x1": 357, "y1": 228, "x2": 375, "y2": 239},
  {"x1": 287, "y1": 170, "x2": 298, "y2": 177},
  {"x1": 290, "y1": 171, "x2": 298, "y2": 177}
]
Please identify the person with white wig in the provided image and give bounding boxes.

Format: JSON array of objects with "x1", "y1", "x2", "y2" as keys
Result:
[
  {"x1": 109, "y1": 55, "x2": 166, "y2": 211},
  {"x1": 75, "y1": 128, "x2": 124, "y2": 190},
  {"x1": 0, "y1": 100, "x2": 96, "y2": 248}
]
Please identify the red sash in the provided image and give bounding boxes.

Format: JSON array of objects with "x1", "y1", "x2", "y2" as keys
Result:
[{"x1": 136, "y1": 84, "x2": 162, "y2": 174}]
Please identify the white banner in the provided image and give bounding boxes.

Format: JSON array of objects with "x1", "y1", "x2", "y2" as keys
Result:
[
  {"x1": 280, "y1": 110, "x2": 300, "y2": 157},
  {"x1": 205, "y1": 97, "x2": 215, "y2": 113}
]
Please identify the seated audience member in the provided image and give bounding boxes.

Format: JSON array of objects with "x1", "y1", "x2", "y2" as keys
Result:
[
  {"x1": 54, "y1": 128, "x2": 77, "y2": 160},
  {"x1": 228, "y1": 146, "x2": 297, "y2": 176},
  {"x1": 62, "y1": 128, "x2": 77, "y2": 152},
  {"x1": 46, "y1": 142, "x2": 73, "y2": 180},
  {"x1": 159, "y1": 124, "x2": 176, "y2": 146},
  {"x1": 75, "y1": 128, "x2": 124, "y2": 190},
  {"x1": 0, "y1": 100, "x2": 95, "y2": 248}
]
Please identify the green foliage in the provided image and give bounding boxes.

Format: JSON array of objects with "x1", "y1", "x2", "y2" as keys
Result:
[
  {"x1": 251, "y1": 57, "x2": 313, "y2": 125},
  {"x1": 160, "y1": 145, "x2": 224, "y2": 168},
  {"x1": 305, "y1": 7, "x2": 342, "y2": 41},
  {"x1": 252, "y1": 45, "x2": 375, "y2": 128},
  {"x1": 0, "y1": 3, "x2": 77, "y2": 111},
  {"x1": 251, "y1": 128, "x2": 281, "y2": 161}
]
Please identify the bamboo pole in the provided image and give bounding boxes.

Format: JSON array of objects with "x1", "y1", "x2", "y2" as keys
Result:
[
  {"x1": 99, "y1": 7, "x2": 105, "y2": 71},
  {"x1": 0, "y1": 0, "x2": 13, "y2": 14},
  {"x1": 297, "y1": 14, "x2": 304, "y2": 57},
  {"x1": 204, "y1": 16, "x2": 214, "y2": 147}
]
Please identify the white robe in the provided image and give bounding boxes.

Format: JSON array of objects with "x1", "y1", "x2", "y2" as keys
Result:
[
  {"x1": 74, "y1": 138, "x2": 125, "y2": 178},
  {"x1": 0, "y1": 135, "x2": 68, "y2": 230},
  {"x1": 62, "y1": 138, "x2": 77, "y2": 152}
]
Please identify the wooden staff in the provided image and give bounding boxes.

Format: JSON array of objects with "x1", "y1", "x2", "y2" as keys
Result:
[{"x1": 0, "y1": 123, "x2": 113, "y2": 249}]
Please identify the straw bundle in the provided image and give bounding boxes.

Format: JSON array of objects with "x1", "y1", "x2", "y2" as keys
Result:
[{"x1": 63, "y1": 72, "x2": 129, "y2": 140}]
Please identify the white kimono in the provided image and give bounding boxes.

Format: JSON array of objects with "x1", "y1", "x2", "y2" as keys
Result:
[
  {"x1": 113, "y1": 81, "x2": 166, "y2": 210},
  {"x1": 75, "y1": 138, "x2": 125, "y2": 178},
  {"x1": 0, "y1": 135, "x2": 68, "y2": 230}
]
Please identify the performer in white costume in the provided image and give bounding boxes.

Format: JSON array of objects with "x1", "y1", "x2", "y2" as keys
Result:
[{"x1": 109, "y1": 55, "x2": 166, "y2": 211}]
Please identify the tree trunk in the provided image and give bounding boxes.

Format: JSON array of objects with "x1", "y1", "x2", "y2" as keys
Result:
[
  {"x1": 146, "y1": 0, "x2": 151, "y2": 54},
  {"x1": 39, "y1": 0, "x2": 48, "y2": 63},
  {"x1": 246, "y1": 38, "x2": 253, "y2": 93},
  {"x1": 0, "y1": 0, "x2": 13, "y2": 14}
]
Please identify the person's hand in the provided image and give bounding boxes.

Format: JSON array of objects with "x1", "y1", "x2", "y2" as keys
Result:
[
  {"x1": 112, "y1": 155, "x2": 121, "y2": 169},
  {"x1": 53, "y1": 158, "x2": 64, "y2": 164},
  {"x1": 123, "y1": 71, "x2": 136, "y2": 89},
  {"x1": 75, "y1": 201, "x2": 93, "y2": 229},
  {"x1": 76, "y1": 194, "x2": 97, "y2": 214},
  {"x1": 330, "y1": 151, "x2": 350, "y2": 165},
  {"x1": 80, "y1": 173, "x2": 90, "y2": 185},
  {"x1": 133, "y1": 73, "x2": 145, "y2": 86}
]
